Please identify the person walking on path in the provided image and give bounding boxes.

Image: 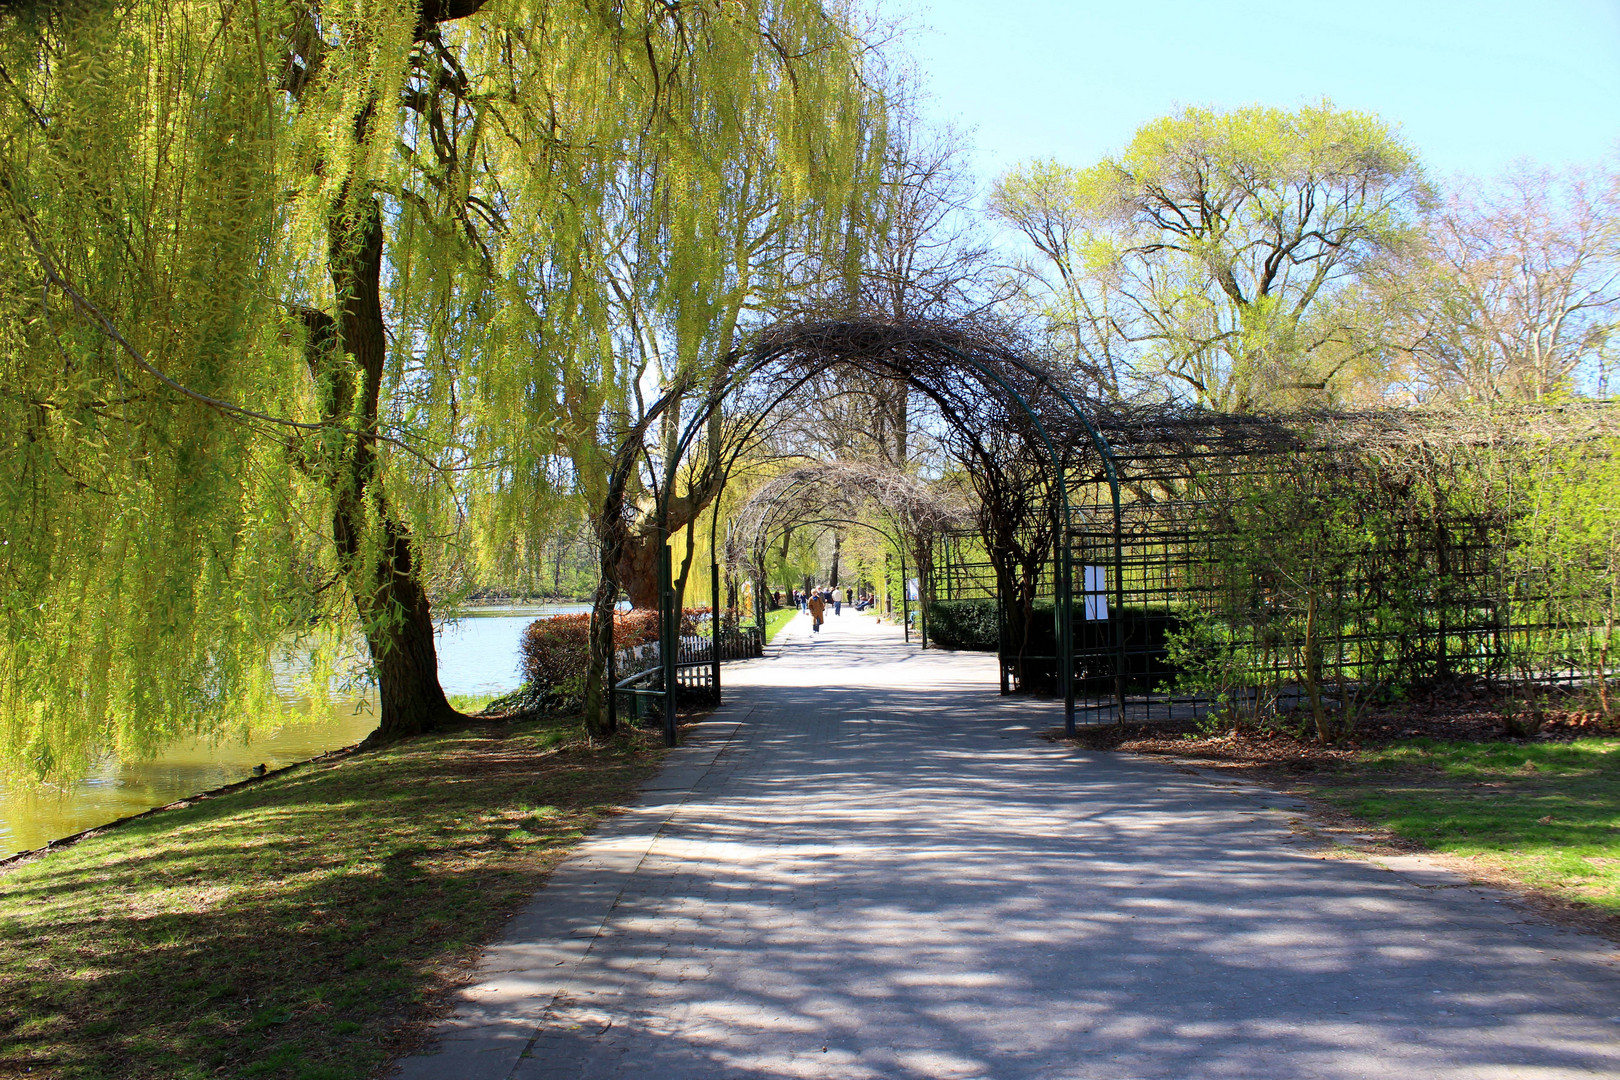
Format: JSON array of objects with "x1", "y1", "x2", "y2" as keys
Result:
[
  {"x1": 833, "y1": 589, "x2": 842, "y2": 616},
  {"x1": 807, "y1": 590, "x2": 826, "y2": 632}
]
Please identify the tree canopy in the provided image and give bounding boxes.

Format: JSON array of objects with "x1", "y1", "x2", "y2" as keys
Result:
[
  {"x1": 3, "y1": 9, "x2": 1613, "y2": 783},
  {"x1": 0, "y1": 0, "x2": 889, "y2": 777},
  {"x1": 991, "y1": 102, "x2": 1426, "y2": 410}
]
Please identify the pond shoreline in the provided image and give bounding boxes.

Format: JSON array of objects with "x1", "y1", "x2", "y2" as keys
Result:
[
  {"x1": 0, "y1": 715, "x2": 662, "y2": 1078},
  {"x1": 0, "y1": 603, "x2": 573, "y2": 859},
  {"x1": 0, "y1": 738, "x2": 366, "y2": 875}
]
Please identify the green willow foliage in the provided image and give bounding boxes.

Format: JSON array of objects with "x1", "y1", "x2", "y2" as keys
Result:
[
  {"x1": 0, "y1": 0, "x2": 889, "y2": 778},
  {"x1": 411, "y1": 1, "x2": 887, "y2": 575},
  {"x1": 0, "y1": 0, "x2": 325, "y2": 777}
]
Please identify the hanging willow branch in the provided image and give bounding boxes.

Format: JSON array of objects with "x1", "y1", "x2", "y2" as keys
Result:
[{"x1": 6, "y1": 191, "x2": 456, "y2": 476}]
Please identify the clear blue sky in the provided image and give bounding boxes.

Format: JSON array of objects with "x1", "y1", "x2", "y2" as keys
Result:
[{"x1": 878, "y1": 0, "x2": 1620, "y2": 185}]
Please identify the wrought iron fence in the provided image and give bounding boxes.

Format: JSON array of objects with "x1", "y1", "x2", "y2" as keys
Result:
[{"x1": 612, "y1": 626, "x2": 763, "y2": 723}]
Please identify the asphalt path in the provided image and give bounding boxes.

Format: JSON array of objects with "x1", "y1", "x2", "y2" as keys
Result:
[{"x1": 396, "y1": 610, "x2": 1620, "y2": 1079}]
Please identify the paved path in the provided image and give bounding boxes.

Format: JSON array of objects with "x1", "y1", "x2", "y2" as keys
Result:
[{"x1": 397, "y1": 612, "x2": 1620, "y2": 1079}]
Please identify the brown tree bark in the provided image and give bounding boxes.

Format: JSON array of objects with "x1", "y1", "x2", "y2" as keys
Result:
[
  {"x1": 280, "y1": 5, "x2": 495, "y2": 746},
  {"x1": 613, "y1": 488, "x2": 715, "y2": 608},
  {"x1": 582, "y1": 496, "x2": 628, "y2": 740},
  {"x1": 617, "y1": 535, "x2": 663, "y2": 609},
  {"x1": 314, "y1": 195, "x2": 459, "y2": 742}
]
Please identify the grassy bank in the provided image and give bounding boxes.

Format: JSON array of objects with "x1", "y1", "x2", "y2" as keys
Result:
[
  {"x1": 0, "y1": 715, "x2": 662, "y2": 1080},
  {"x1": 1302, "y1": 738, "x2": 1620, "y2": 912},
  {"x1": 764, "y1": 607, "x2": 798, "y2": 642}
]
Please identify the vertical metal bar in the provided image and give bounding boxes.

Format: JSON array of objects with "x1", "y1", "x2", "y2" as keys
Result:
[
  {"x1": 1060, "y1": 516, "x2": 1075, "y2": 735},
  {"x1": 1114, "y1": 505, "x2": 1127, "y2": 722},
  {"x1": 710, "y1": 560, "x2": 722, "y2": 704},
  {"x1": 661, "y1": 543, "x2": 678, "y2": 747},
  {"x1": 606, "y1": 591, "x2": 617, "y2": 732},
  {"x1": 919, "y1": 549, "x2": 929, "y2": 650},
  {"x1": 900, "y1": 545, "x2": 911, "y2": 643}
]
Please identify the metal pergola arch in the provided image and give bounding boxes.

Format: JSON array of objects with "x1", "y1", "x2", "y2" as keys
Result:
[
  {"x1": 727, "y1": 461, "x2": 976, "y2": 650},
  {"x1": 739, "y1": 512, "x2": 927, "y2": 644},
  {"x1": 644, "y1": 318, "x2": 1124, "y2": 746}
]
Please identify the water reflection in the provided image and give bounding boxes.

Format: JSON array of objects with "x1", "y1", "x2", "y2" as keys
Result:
[{"x1": 0, "y1": 603, "x2": 589, "y2": 858}]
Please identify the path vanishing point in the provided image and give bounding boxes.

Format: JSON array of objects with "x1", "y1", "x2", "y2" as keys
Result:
[{"x1": 396, "y1": 611, "x2": 1620, "y2": 1080}]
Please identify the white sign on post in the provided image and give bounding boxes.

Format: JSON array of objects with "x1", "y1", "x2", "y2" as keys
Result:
[
  {"x1": 906, "y1": 577, "x2": 920, "y2": 601},
  {"x1": 1083, "y1": 565, "x2": 1109, "y2": 621}
]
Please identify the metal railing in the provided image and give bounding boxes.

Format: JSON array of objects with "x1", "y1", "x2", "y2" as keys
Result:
[{"x1": 613, "y1": 626, "x2": 763, "y2": 723}]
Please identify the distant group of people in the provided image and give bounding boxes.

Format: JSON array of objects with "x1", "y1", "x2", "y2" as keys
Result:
[
  {"x1": 764, "y1": 585, "x2": 880, "y2": 633},
  {"x1": 802, "y1": 586, "x2": 844, "y2": 631}
]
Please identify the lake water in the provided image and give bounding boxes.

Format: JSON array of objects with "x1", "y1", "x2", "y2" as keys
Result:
[{"x1": 0, "y1": 603, "x2": 591, "y2": 859}]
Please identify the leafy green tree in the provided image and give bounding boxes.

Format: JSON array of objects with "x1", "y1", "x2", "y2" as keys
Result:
[
  {"x1": 0, "y1": 0, "x2": 325, "y2": 777},
  {"x1": 991, "y1": 103, "x2": 1426, "y2": 410},
  {"x1": 0, "y1": 0, "x2": 893, "y2": 773},
  {"x1": 433, "y1": 4, "x2": 889, "y2": 735}
]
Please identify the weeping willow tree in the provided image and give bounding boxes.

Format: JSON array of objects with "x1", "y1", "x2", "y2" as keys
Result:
[
  {"x1": 0, "y1": 0, "x2": 331, "y2": 779},
  {"x1": 0, "y1": 0, "x2": 500, "y2": 775},
  {"x1": 0, "y1": 0, "x2": 892, "y2": 776},
  {"x1": 400, "y1": 1, "x2": 891, "y2": 735}
]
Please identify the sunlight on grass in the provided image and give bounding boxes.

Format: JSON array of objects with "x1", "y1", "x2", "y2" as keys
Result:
[
  {"x1": 447, "y1": 692, "x2": 498, "y2": 713},
  {"x1": 0, "y1": 716, "x2": 662, "y2": 1079},
  {"x1": 1313, "y1": 738, "x2": 1620, "y2": 910},
  {"x1": 765, "y1": 607, "x2": 799, "y2": 643}
]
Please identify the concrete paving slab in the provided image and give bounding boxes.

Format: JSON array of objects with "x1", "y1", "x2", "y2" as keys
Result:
[{"x1": 395, "y1": 610, "x2": 1620, "y2": 1080}]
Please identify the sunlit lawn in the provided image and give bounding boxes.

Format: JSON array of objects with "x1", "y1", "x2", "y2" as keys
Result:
[
  {"x1": 1306, "y1": 738, "x2": 1620, "y2": 910},
  {"x1": 764, "y1": 606, "x2": 799, "y2": 642},
  {"x1": 0, "y1": 715, "x2": 661, "y2": 1079}
]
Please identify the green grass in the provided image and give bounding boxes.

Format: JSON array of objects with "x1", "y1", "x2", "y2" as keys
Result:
[
  {"x1": 1305, "y1": 737, "x2": 1620, "y2": 910},
  {"x1": 0, "y1": 715, "x2": 662, "y2": 1079},
  {"x1": 764, "y1": 606, "x2": 799, "y2": 643}
]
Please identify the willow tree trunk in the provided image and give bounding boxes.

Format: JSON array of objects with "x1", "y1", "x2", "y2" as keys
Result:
[
  {"x1": 323, "y1": 195, "x2": 458, "y2": 742},
  {"x1": 617, "y1": 534, "x2": 663, "y2": 609},
  {"x1": 583, "y1": 463, "x2": 637, "y2": 738},
  {"x1": 582, "y1": 559, "x2": 622, "y2": 740}
]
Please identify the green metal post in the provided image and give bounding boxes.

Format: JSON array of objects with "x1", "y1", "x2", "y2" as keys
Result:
[
  {"x1": 919, "y1": 553, "x2": 929, "y2": 649},
  {"x1": 660, "y1": 544, "x2": 678, "y2": 747},
  {"x1": 710, "y1": 560, "x2": 722, "y2": 704},
  {"x1": 1114, "y1": 513, "x2": 1126, "y2": 722},
  {"x1": 900, "y1": 546, "x2": 910, "y2": 643},
  {"x1": 1060, "y1": 525, "x2": 1076, "y2": 734}
]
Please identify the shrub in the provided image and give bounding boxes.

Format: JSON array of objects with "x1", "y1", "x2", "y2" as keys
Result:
[
  {"x1": 926, "y1": 599, "x2": 999, "y2": 651},
  {"x1": 516, "y1": 608, "x2": 705, "y2": 710},
  {"x1": 996, "y1": 601, "x2": 1186, "y2": 694}
]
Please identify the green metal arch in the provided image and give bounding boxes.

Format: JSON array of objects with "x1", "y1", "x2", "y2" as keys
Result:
[{"x1": 644, "y1": 322, "x2": 1124, "y2": 745}]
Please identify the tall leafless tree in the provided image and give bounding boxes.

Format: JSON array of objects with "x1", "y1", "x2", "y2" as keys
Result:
[{"x1": 1386, "y1": 161, "x2": 1620, "y2": 403}]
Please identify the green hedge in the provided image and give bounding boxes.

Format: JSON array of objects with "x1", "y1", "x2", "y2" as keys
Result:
[
  {"x1": 925, "y1": 598, "x2": 1000, "y2": 651},
  {"x1": 927, "y1": 597, "x2": 1188, "y2": 692}
]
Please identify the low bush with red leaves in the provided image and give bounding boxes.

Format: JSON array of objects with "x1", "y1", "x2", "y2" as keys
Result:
[{"x1": 517, "y1": 608, "x2": 710, "y2": 710}]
